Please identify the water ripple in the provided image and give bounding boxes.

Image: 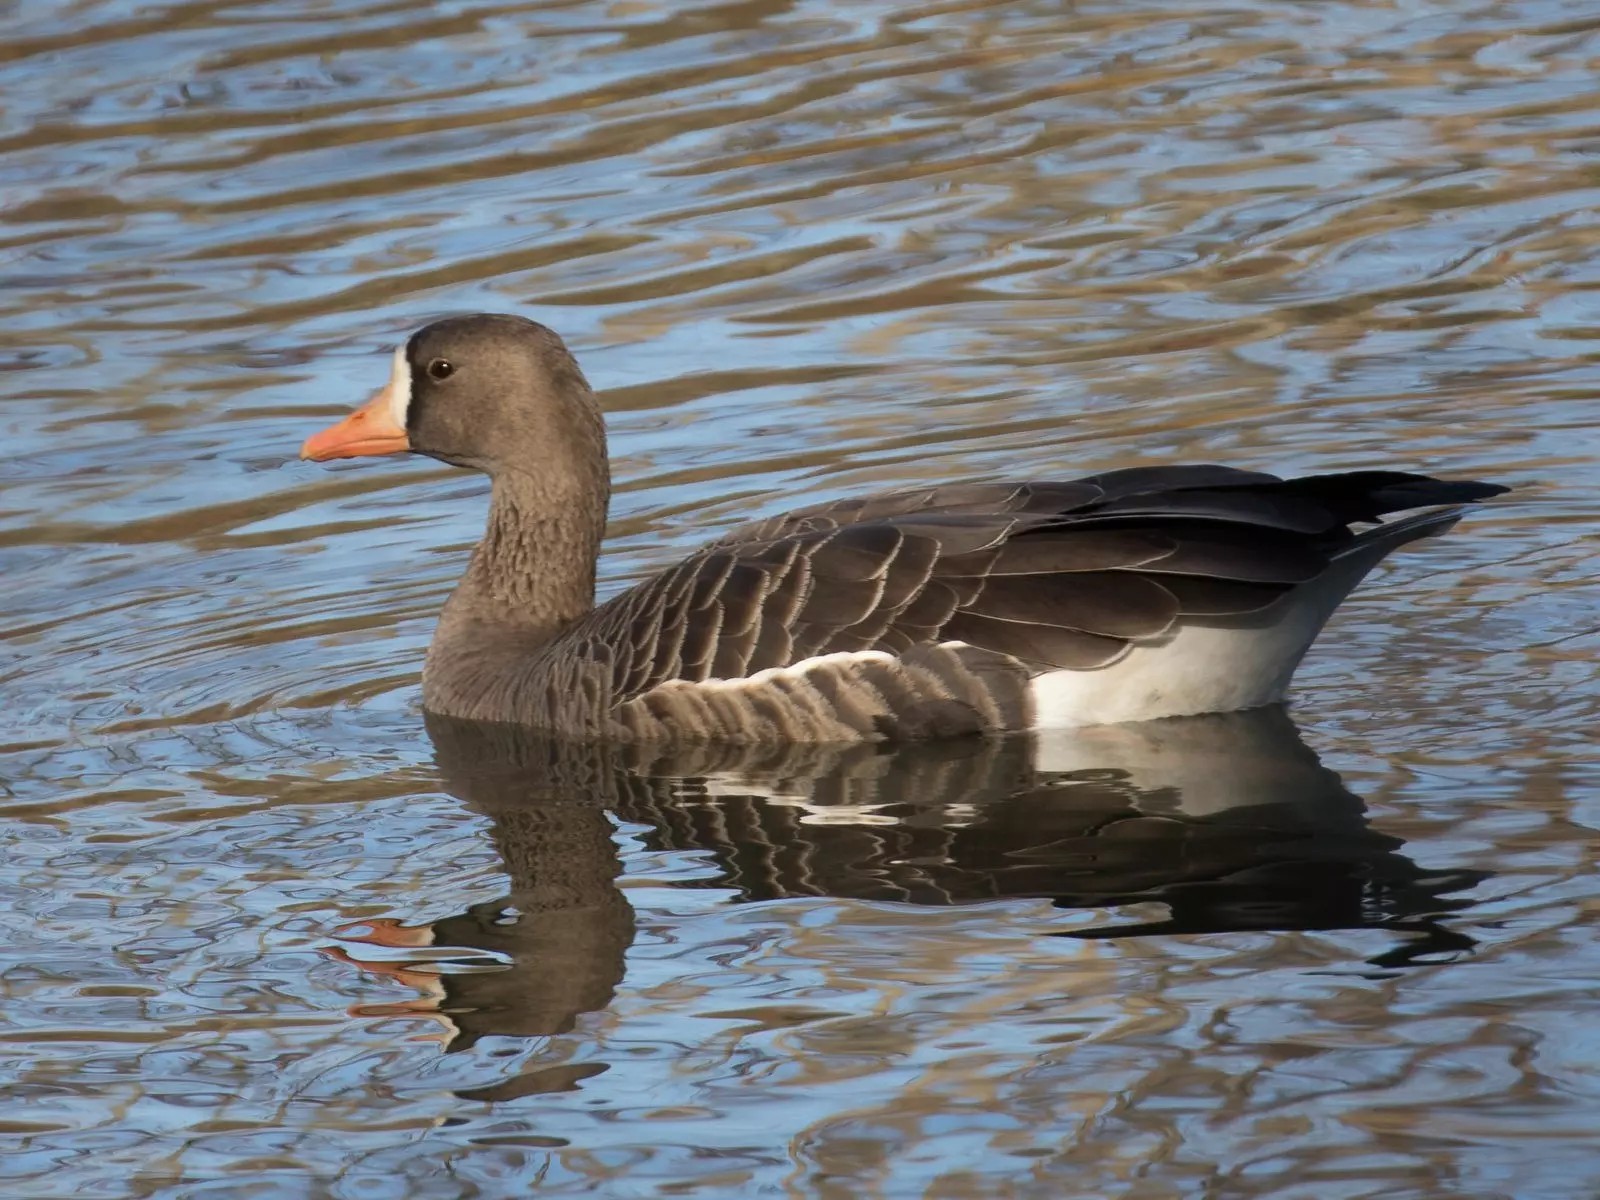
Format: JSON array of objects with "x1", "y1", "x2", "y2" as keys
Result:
[{"x1": 3, "y1": 0, "x2": 1600, "y2": 1194}]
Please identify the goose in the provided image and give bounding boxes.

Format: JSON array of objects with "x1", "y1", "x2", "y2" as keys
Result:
[{"x1": 301, "y1": 313, "x2": 1506, "y2": 741}]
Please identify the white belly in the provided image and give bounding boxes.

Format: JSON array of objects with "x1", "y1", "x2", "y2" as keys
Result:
[{"x1": 1027, "y1": 561, "x2": 1368, "y2": 730}]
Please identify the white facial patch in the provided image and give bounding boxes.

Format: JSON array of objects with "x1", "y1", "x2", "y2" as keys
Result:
[{"x1": 386, "y1": 345, "x2": 412, "y2": 429}]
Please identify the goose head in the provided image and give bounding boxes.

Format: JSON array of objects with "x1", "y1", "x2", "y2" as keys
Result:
[{"x1": 300, "y1": 314, "x2": 603, "y2": 478}]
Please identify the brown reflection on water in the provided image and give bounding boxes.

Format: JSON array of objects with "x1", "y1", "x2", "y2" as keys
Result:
[
  {"x1": 5, "y1": 0, "x2": 1600, "y2": 1194},
  {"x1": 331, "y1": 711, "x2": 1483, "y2": 1064}
]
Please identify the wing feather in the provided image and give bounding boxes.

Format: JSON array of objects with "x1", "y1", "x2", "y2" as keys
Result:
[
  {"x1": 971, "y1": 573, "x2": 1180, "y2": 640},
  {"x1": 942, "y1": 612, "x2": 1129, "y2": 671},
  {"x1": 540, "y1": 466, "x2": 1501, "y2": 717}
]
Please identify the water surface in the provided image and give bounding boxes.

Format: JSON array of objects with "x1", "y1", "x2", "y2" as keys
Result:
[{"x1": 4, "y1": 0, "x2": 1600, "y2": 1195}]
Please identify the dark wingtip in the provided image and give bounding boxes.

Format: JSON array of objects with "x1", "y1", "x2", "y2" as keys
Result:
[{"x1": 1371, "y1": 477, "x2": 1510, "y2": 509}]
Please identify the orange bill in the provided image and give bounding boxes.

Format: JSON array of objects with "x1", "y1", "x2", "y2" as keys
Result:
[{"x1": 300, "y1": 349, "x2": 411, "y2": 460}]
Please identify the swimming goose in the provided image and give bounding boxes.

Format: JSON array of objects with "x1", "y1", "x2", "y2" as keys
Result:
[{"x1": 301, "y1": 313, "x2": 1506, "y2": 741}]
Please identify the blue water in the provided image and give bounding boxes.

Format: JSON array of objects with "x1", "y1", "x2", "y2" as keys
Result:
[{"x1": 3, "y1": 0, "x2": 1600, "y2": 1194}]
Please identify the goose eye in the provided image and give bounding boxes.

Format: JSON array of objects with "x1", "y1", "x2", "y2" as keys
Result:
[{"x1": 427, "y1": 358, "x2": 454, "y2": 381}]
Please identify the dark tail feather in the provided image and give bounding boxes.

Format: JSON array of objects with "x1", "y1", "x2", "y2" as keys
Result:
[{"x1": 1278, "y1": 471, "x2": 1509, "y2": 523}]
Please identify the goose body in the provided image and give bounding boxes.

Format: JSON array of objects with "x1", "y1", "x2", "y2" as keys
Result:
[{"x1": 301, "y1": 314, "x2": 1506, "y2": 742}]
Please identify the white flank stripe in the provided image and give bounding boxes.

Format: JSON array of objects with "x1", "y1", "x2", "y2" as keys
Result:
[{"x1": 655, "y1": 650, "x2": 895, "y2": 693}]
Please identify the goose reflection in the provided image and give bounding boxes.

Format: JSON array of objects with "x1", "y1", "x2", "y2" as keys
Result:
[{"x1": 330, "y1": 709, "x2": 1485, "y2": 1054}]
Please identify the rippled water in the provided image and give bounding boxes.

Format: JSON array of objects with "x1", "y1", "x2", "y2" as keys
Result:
[{"x1": 5, "y1": 0, "x2": 1600, "y2": 1194}]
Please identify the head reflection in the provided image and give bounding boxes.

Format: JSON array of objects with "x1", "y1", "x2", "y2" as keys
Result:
[{"x1": 330, "y1": 708, "x2": 1485, "y2": 1053}]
